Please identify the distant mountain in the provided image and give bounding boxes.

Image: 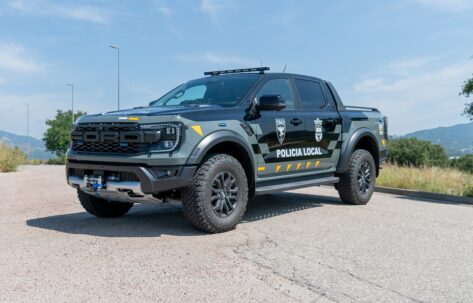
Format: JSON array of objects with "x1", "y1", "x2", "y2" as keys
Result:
[
  {"x1": 404, "y1": 122, "x2": 473, "y2": 156},
  {"x1": 0, "y1": 130, "x2": 53, "y2": 160}
]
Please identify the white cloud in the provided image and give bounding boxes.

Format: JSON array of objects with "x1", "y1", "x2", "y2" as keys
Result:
[
  {"x1": 177, "y1": 52, "x2": 259, "y2": 67},
  {"x1": 0, "y1": 43, "x2": 45, "y2": 73},
  {"x1": 200, "y1": 0, "x2": 236, "y2": 23},
  {"x1": 6, "y1": 0, "x2": 110, "y2": 24},
  {"x1": 413, "y1": 0, "x2": 473, "y2": 12},
  {"x1": 0, "y1": 76, "x2": 6, "y2": 85},
  {"x1": 350, "y1": 57, "x2": 473, "y2": 134}
]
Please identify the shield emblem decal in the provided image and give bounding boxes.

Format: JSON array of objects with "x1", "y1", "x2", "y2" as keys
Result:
[
  {"x1": 314, "y1": 118, "x2": 323, "y2": 142},
  {"x1": 275, "y1": 118, "x2": 286, "y2": 144}
]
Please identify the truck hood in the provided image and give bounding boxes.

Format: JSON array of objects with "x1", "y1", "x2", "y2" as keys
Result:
[{"x1": 90, "y1": 104, "x2": 222, "y2": 117}]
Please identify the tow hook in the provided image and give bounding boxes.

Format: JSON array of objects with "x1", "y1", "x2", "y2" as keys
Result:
[{"x1": 83, "y1": 175, "x2": 104, "y2": 192}]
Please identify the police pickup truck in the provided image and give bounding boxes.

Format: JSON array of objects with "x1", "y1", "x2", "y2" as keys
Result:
[{"x1": 67, "y1": 67, "x2": 388, "y2": 233}]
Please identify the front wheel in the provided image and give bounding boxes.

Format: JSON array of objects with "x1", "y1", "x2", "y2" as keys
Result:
[
  {"x1": 337, "y1": 149, "x2": 376, "y2": 205},
  {"x1": 182, "y1": 154, "x2": 248, "y2": 233},
  {"x1": 78, "y1": 190, "x2": 133, "y2": 218}
]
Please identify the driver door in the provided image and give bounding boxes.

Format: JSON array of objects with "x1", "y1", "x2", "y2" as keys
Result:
[{"x1": 252, "y1": 78, "x2": 306, "y2": 177}]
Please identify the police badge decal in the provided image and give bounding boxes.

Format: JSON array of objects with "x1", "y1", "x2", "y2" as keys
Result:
[
  {"x1": 275, "y1": 118, "x2": 286, "y2": 144},
  {"x1": 314, "y1": 118, "x2": 323, "y2": 142}
]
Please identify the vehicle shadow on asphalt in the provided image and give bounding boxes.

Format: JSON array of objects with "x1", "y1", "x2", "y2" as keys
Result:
[{"x1": 26, "y1": 192, "x2": 343, "y2": 237}]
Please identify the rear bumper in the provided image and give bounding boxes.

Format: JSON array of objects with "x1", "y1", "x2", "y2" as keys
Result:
[{"x1": 66, "y1": 161, "x2": 196, "y2": 194}]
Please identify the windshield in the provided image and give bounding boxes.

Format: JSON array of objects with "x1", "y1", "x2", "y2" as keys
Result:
[{"x1": 149, "y1": 74, "x2": 261, "y2": 107}]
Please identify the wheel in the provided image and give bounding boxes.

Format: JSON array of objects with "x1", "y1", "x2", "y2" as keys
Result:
[
  {"x1": 337, "y1": 149, "x2": 376, "y2": 205},
  {"x1": 77, "y1": 190, "x2": 133, "y2": 218},
  {"x1": 182, "y1": 154, "x2": 248, "y2": 233}
]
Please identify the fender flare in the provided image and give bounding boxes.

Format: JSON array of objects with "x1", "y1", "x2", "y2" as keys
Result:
[
  {"x1": 336, "y1": 128, "x2": 379, "y2": 174},
  {"x1": 186, "y1": 130, "x2": 255, "y2": 169}
]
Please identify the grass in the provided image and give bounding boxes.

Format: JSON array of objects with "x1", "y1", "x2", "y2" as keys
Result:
[
  {"x1": 0, "y1": 144, "x2": 27, "y2": 172},
  {"x1": 378, "y1": 163, "x2": 473, "y2": 198}
]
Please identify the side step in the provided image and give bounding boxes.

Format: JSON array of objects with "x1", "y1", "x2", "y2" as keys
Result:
[{"x1": 255, "y1": 175, "x2": 339, "y2": 195}]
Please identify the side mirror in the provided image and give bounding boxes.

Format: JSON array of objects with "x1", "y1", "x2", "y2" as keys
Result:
[{"x1": 256, "y1": 95, "x2": 286, "y2": 111}]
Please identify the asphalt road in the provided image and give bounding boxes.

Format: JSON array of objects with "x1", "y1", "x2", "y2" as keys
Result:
[{"x1": 1, "y1": 165, "x2": 473, "y2": 303}]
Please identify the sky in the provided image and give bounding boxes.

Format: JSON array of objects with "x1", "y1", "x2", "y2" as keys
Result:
[{"x1": 0, "y1": 0, "x2": 472, "y2": 139}]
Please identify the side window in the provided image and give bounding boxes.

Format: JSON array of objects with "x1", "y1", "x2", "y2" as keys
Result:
[
  {"x1": 294, "y1": 79, "x2": 326, "y2": 109},
  {"x1": 256, "y1": 79, "x2": 294, "y2": 110}
]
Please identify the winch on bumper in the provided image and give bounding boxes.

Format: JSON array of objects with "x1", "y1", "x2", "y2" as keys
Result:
[{"x1": 66, "y1": 162, "x2": 196, "y2": 204}]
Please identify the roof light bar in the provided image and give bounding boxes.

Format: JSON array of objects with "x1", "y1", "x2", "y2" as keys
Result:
[{"x1": 204, "y1": 67, "x2": 270, "y2": 76}]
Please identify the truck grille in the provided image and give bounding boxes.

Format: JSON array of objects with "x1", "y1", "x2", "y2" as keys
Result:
[
  {"x1": 70, "y1": 122, "x2": 159, "y2": 154},
  {"x1": 71, "y1": 141, "x2": 146, "y2": 154},
  {"x1": 69, "y1": 168, "x2": 140, "y2": 181}
]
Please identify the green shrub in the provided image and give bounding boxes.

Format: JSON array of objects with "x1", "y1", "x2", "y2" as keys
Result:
[
  {"x1": 450, "y1": 154, "x2": 473, "y2": 174},
  {"x1": 464, "y1": 186, "x2": 473, "y2": 198},
  {"x1": 388, "y1": 138, "x2": 448, "y2": 167},
  {"x1": 47, "y1": 155, "x2": 66, "y2": 165},
  {"x1": 0, "y1": 144, "x2": 27, "y2": 172}
]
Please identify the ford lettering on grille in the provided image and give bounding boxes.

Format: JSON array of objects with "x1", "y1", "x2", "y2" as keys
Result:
[{"x1": 70, "y1": 123, "x2": 160, "y2": 154}]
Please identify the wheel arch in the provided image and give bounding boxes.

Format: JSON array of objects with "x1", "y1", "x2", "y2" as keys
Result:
[
  {"x1": 336, "y1": 128, "x2": 380, "y2": 176},
  {"x1": 186, "y1": 130, "x2": 256, "y2": 197}
]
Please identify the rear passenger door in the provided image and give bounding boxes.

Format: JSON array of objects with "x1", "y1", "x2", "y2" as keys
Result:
[{"x1": 293, "y1": 78, "x2": 342, "y2": 173}]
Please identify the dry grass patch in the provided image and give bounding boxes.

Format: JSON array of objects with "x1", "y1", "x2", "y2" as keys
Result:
[
  {"x1": 378, "y1": 163, "x2": 473, "y2": 197},
  {"x1": 0, "y1": 144, "x2": 27, "y2": 172}
]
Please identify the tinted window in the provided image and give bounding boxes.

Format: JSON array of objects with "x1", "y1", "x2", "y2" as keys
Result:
[
  {"x1": 150, "y1": 74, "x2": 260, "y2": 107},
  {"x1": 256, "y1": 79, "x2": 294, "y2": 109},
  {"x1": 295, "y1": 79, "x2": 326, "y2": 109}
]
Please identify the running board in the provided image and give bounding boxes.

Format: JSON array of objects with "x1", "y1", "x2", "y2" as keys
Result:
[{"x1": 255, "y1": 176, "x2": 339, "y2": 195}]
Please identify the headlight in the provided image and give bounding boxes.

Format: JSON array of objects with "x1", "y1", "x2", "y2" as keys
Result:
[{"x1": 140, "y1": 123, "x2": 183, "y2": 153}]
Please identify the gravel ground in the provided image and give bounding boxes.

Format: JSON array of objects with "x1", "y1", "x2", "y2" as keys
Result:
[{"x1": 1, "y1": 165, "x2": 473, "y2": 303}]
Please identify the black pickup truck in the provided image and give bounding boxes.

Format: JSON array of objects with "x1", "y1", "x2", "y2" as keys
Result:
[{"x1": 67, "y1": 67, "x2": 388, "y2": 233}]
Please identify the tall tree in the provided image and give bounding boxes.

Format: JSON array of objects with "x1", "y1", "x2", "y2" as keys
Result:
[
  {"x1": 43, "y1": 110, "x2": 86, "y2": 157},
  {"x1": 461, "y1": 75, "x2": 473, "y2": 119}
]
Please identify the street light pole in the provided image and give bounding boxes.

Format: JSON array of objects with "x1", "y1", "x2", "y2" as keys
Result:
[
  {"x1": 66, "y1": 84, "x2": 74, "y2": 125},
  {"x1": 110, "y1": 45, "x2": 120, "y2": 110},
  {"x1": 24, "y1": 103, "x2": 30, "y2": 159}
]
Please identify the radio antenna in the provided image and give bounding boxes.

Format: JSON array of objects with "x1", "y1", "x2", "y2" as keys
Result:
[{"x1": 282, "y1": 65, "x2": 287, "y2": 73}]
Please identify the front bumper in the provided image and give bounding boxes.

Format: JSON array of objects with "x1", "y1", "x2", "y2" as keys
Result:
[{"x1": 66, "y1": 161, "x2": 196, "y2": 195}]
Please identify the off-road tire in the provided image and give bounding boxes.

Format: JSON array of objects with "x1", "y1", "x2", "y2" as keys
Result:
[
  {"x1": 182, "y1": 154, "x2": 248, "y2": 233},
  {"x1": 337, "y1": 149, "x2": 376, "y2": 205},
  {"x1": 78, "y1": 190, "x2": 133, "y2": 218}
]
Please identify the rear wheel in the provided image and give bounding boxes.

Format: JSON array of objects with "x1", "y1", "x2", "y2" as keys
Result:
[
  {"x1": 337, "y1": 149, "x2": 376, "y2": 205},
  {"x1": 182, "y1": 154, "x2": 248, "y2": 233},
  {"x1": 78, "y1": 190, "x2": 133, "y2": 218}
]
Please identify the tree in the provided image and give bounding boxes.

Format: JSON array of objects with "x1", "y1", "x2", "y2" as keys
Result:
[
  {"x1": 461, "y1": 75, "x2": 473, "y2": 119},
  {"x1": 43, "y1": 110, "x2": 86, "y2": 158},
  {"x1": 387, "y1": 138, "x2": 448, "y2": 167}
]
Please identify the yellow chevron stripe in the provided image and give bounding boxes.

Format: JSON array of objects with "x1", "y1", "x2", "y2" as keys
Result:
[
  {"x1": 296, "y1": 162, "x2": 302, "y2": 170},
  {"x1": 191, "y1": 125, "x2": 203, "y2": 136},
  {"x1": 315, "y1": 160, "x2": 320, "y2": 167},
  {"x1": 275, "y1": 165, "x2": 281, "y2": 173},
  {"x1": 305, "y1": 161, "x2": 311, "y2": 169},
  {"x1": 286, "y1": 163, "x2": 292, "y2": 171}
]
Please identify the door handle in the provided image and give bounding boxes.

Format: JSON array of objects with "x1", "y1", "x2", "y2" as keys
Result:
[{"x1": 290, "y1": 118, "x2": 303, "y2": 126}]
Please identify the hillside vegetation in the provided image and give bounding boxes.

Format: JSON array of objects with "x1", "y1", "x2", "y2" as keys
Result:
[
  {"x1": 404, "y1": 122, "x2": 473, "y2": 156},
  {"x1": 0, "y1": 130, "x2": 53, "y2": 160}
]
